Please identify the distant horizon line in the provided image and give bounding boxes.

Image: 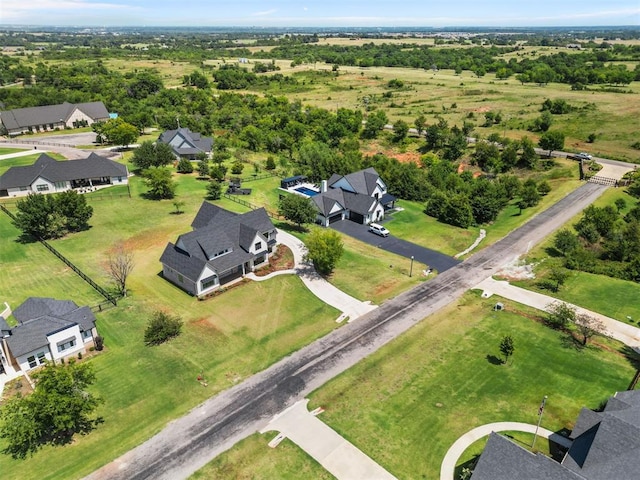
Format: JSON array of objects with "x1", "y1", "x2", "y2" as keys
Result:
[{"x1": 1, "y1": 24, "x2": 638, "y2": 30}]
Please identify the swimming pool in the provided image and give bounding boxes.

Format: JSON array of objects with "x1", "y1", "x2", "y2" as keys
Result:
[{"x1": 294, "y1": 186, "x2": 320, "y2": 196}]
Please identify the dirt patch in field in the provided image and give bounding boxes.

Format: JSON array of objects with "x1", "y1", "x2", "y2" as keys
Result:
[{"x1": 362, "y1": 145, "x2": 421, "y2": 164}]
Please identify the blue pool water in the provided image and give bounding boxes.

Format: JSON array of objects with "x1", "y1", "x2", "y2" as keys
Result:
[{"x1": 294, "y1": 186, "x2": 320, "y2": 196}]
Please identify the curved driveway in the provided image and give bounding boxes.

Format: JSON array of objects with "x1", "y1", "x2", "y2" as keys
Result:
[{"x1": 440, "y1": 422, "x2": 573, "y2": 480}]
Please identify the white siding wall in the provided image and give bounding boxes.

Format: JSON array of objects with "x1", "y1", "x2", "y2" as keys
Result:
[
  {"x1": 65, "y1": 108, "x2": 94, "y2": 128},
  {"x1": 196, "y1": 265, "x2": 219, "y2": 296},
  {"x1": 47, "y1": 325, "x2": 84, "y2": 362},
  {"x1": 30, "y1": 176, "x2": 56, "y2": 195},
  {"x1": 162, "y1": 264, "x2": 198, "y2": 296},
  {"x1": 16, "y1": 347, "x2": 52, "y2": 372}
]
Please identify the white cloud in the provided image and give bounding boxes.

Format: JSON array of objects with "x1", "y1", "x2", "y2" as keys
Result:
[{"x1": 252, "y1": 9, "x2": 278, "y2": 17}]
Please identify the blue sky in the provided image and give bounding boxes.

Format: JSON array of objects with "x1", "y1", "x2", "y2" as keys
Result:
[{"x1": 1, "y1": 1, "x2": 639, "y2": 27}]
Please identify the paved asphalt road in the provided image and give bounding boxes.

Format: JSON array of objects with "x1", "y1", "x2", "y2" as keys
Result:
[
  {"x1": 86, "y1": 181, "x2": 608, "y2": 480},
  {"x1": 330, "y1": 219, "x2": 460, "y2": 273}
]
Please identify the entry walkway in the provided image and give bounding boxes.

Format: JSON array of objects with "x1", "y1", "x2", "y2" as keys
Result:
[
  {"x1": 476, "y1": 277, "x2": 640, "y2": 348},
  {"x1": 261, "y1": 399, "x2": 396, "y2": 480},
  {"x1": 440, "y1": 421, "x2": 573, "y2": 480},
  {"x1": 246, "y1": 229, "x2": 377, "y2": 322}
]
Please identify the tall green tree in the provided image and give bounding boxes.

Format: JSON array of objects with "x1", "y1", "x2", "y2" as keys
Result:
[
  {"x1": 304, "y1": 228, "x2": 344, "y2": 276},
  {"x1": 55, "y1": 190, "x2": 93, "y2": 232},
  {"x1": 539, "y1": 130, "x2": 565, "y2": 157},
  {"x1": 279, "y1": 194, "x2": 317, "y2": 229},
  {"x1": 0, "y1": 361, "x2": 102, "y2": 459},
  {"x1": 100, "y1": 117, "x2": 139, "y2": 147},
  {"x1": 132, "y1": 141, "x2": 175, "y2": 171},
  {"x1": 143, "y1": 168, "x2": 176, "y2": 199},
  {"x1": 362, "y1": 110, "x2": 387, "y2": 139}
]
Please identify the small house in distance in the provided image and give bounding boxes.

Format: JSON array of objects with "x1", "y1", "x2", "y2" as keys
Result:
[
  {"x1": 160, "y1": 202, "x2": 277, "y2": 297},
  {"x1": 157, "y1": 128, "x2": 213, "y2": 160},
  {"x1": 0, "y1": 298, "x2": 98, "y2": 378},
  {"x1": 0, "y1": 101, "x2": 109, "y2": 136}
]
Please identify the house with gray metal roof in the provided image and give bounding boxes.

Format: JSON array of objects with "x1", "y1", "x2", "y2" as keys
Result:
[
  {"x1": 470, "y1": 390, "x2": 640, "y2": 480},
  {"x1": 0, "y1": 152, "x2": 128, "y2": 197},
  {"x1": 307, "y1": 167, "x2": 395, "y2": 226},
  {"x1": 157, "y1": 128, "x2": 213, "y2": 160},
  {"x1": 160, "y1": 202, "x2": 277, "y2": 297},
  {"x1": 0, "y1": 101, "x2": 109, "y2": 136},
  {"x1": 0, "y1": 298, "x2": 98, "y2": 378}
]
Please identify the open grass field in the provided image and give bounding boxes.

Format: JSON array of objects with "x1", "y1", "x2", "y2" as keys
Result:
[
  {"x1": 192, "y1": 291, "x2": 636, "y2": 479},
  {"x1": 0, "y1": 148, "x2": 26, "y2": 155},
  {"x1": 513, "y1": 187, "x2": 640, "y2": 324},
  {"x1": 0, "y1": 152, "x2": 65, "y2": 176}
]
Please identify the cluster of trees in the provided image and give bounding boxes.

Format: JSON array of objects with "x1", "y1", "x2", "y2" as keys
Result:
[
  {"x1": 92, "y1": 117, "x2": 139, "y2": 147},
  {"x1": 13, "y1": 191, "x2": 93, "y2": 239},
  {"x1": 304, "y1": 228, "x2": 344, "y2": 276},
  {"x1": 0, "y1": 361, "x2": 102, "y2": 458},
  {"x1": 144, "y1": 311, "x2": 183, "y2": 346},
  {"x1": 266, "y1": 42, "x2": 639, "y2": 86},
  {"x1": 553, "y1": 196, "x2": 640, "y2": 282},
  {"x1": 545, "y1": 302, "x2": 607, "y2": 346}
]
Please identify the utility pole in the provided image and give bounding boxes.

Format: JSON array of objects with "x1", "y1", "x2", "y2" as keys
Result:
[{"x1": 532, "y1": 395, "x2": 548, "y2": 449}]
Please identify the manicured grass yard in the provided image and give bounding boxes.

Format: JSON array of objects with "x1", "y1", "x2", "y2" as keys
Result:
[
  {"x1": 0, "y1": 152, "x2": 66, "y2": 176},
  {"x1": 0, "y1": 148, "x2": 26, "y2": 155},
  {"x1": 193, "y1": 292, "x2": 636, "y2": 479},
  {"x1": 514, "y1": 188, "x2": 640, "y2": 324}
]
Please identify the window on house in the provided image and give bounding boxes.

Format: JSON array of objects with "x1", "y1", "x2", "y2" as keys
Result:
[
  {"x1": 19, "y1": 186, "x2": 28, "y2": 191},
  {"x1": 57, "y1": 338, "x2": 76, "y2": 353},
  {"x1": 28, "y1": 355, "x2": 37, "y2": 368},
  {"x1": 37, "y1": 352, "x2": 46, "y2": 365},
  {"x1": 177, "y1": 274, "x2": 184, "y2": 283},
  {"x1": 82, "y1": 330, "x2": 93, "y2": 339},
  {"x1": 36, "y1": 184, "x2": 50, "y2": 192},
  {"x1": 201, "y1": 277, "x2": 218, "y2": 290},
  {"x1": 254, "y1": 241, "x2": 262, "y2": 250},
  {"x1": 55, "y1": 181, "x2": 66, "y2": 189}
]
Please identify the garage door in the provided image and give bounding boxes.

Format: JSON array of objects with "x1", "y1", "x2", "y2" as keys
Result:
[
  {"x1": 350, "y1": 212, "x2": 365, "y2": 224},
  {"x1": 328, "y1": 213, "x2": 342, "y2": 224}
]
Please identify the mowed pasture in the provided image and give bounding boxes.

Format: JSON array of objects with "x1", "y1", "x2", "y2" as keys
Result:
[{"x1": 192, "y1": 292, "x2": 637, "y2": 479}]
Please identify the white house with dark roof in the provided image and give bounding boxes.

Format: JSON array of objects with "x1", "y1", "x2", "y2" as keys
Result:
[
  {"x1": 0, "y1": 298, "x2": 98, "y2": 378},
  {"x1": 470, "y1": 390, "x2": 640, "y2": 480},
  {"x1": 0, "y1": 101, "x2": 109, "y2": 136},
  {"x1": 310, "y1": 167, "x2": 395, "y2": 226},
  {"x1": 0, "y1": 153, "x2": 128, "y2": 197},
  {"x1": 160, "y1": 202, "x2": 277, "y2": 297},
  {"x1": 157, "y1": 128, "x2": 213, "y2": 160}
]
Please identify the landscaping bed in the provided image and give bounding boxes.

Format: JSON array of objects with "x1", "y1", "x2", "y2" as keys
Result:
[{"x1": 254, "y1": 244, "x2": 295, "y2": 276}]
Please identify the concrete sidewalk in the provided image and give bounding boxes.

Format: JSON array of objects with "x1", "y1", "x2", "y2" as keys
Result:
[
  {"x1": 274, "y1": 229, "x2": 378, "y2": 322},
  {"x1": 476, "y1": 277, "x2": 640, "y2": 348},
  {"x1": 440, "y1": 421, "x2": 572, "y2": 480},
  {"x1": 261, "y1": 399, "x2": 396, "y2": 480},
  {"x1": 0, "y1": 148, "x2": 48, "y2": 160}
]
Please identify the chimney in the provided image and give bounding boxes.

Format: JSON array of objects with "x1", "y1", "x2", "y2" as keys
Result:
[{"x1": 321, "y1": 180, "x2": 327, "y2": 193}]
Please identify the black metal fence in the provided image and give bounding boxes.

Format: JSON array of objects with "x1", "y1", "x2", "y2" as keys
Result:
[
  {"x1": 222, "y1": 193, "x2": 282, "y2": 220},
  {"x1": 0, "y1": 204, "x2": 118, "y2": 306},
  {"x1": 0, "y1": 138, "x2": 75, "y2": 148}
]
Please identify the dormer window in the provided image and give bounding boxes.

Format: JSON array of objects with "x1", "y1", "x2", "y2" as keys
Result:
[{"x1": 254, "y1": 241, "x2": 262, "y2": 250}]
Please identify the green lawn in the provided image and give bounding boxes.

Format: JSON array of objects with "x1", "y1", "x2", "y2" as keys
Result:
[
  {"x1": 0, "y1": 152, "x2": 66, "y2": 176},
  {"x1": 192, "y1": 292, "x2": 636, "y2": 479},
  {"x1": 513, "y1": 187, "x2": 640, "y2": 324},
  {"x1": 0, "y1": 275, "x2": 340, "y2": 480},
  {"x1": 0, "y1": 212, "x2": 104, "y2": 309},
  {"x1": 0, "y1": 148, "x2": 26, "y2": 155}
]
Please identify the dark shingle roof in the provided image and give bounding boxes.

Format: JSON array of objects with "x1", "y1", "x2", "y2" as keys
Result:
[
  {"x1": 471, "y1": 432, "x2": 584, "y2": 480},
  {"x1": 0, "y1": 153, "x2": 127, "y2": 190},
  {"x1": 472, "y1": 391, "x2": 640, "y2": 480},
  {"x1": 161, "y1": 203, "x2": 275, "y2": 282},
  {"x1": 327, "y1": 167, "x2": 381, "y2": 196},
  {"x1": 158, "y1": 128, "x2": 213, "y2": 156},
  {"x1": 160, "y1": 242, "x2": 208, "y2": 282},
  {"x1": 6, "y1": 297, "x2": 96, "y2": 357},
  {"x1": 0, "y1": 101, "x2": 109, "y2": 131},
  {"x1": 311, "y1": 188, "x2": 375, "y2": 216}
]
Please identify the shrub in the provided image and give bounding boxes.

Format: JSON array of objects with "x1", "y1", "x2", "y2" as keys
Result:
[
  {"x1": 94, "y1": 335, "x2": 104, "y2": 351},
  {"x1": 176, "y1": 158, "x2": 194, "y2": 174},
  {"x1": 144, "y1": 311, "x2": 183, "y2": 346}
]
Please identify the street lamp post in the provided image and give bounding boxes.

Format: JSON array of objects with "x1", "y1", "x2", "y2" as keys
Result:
[
  {"x1": 532, "y1": 395, "x2": 548, "y2": 449},
  {"x1": 409, "y1": 255, "x2": 414, "y2": 278}
]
